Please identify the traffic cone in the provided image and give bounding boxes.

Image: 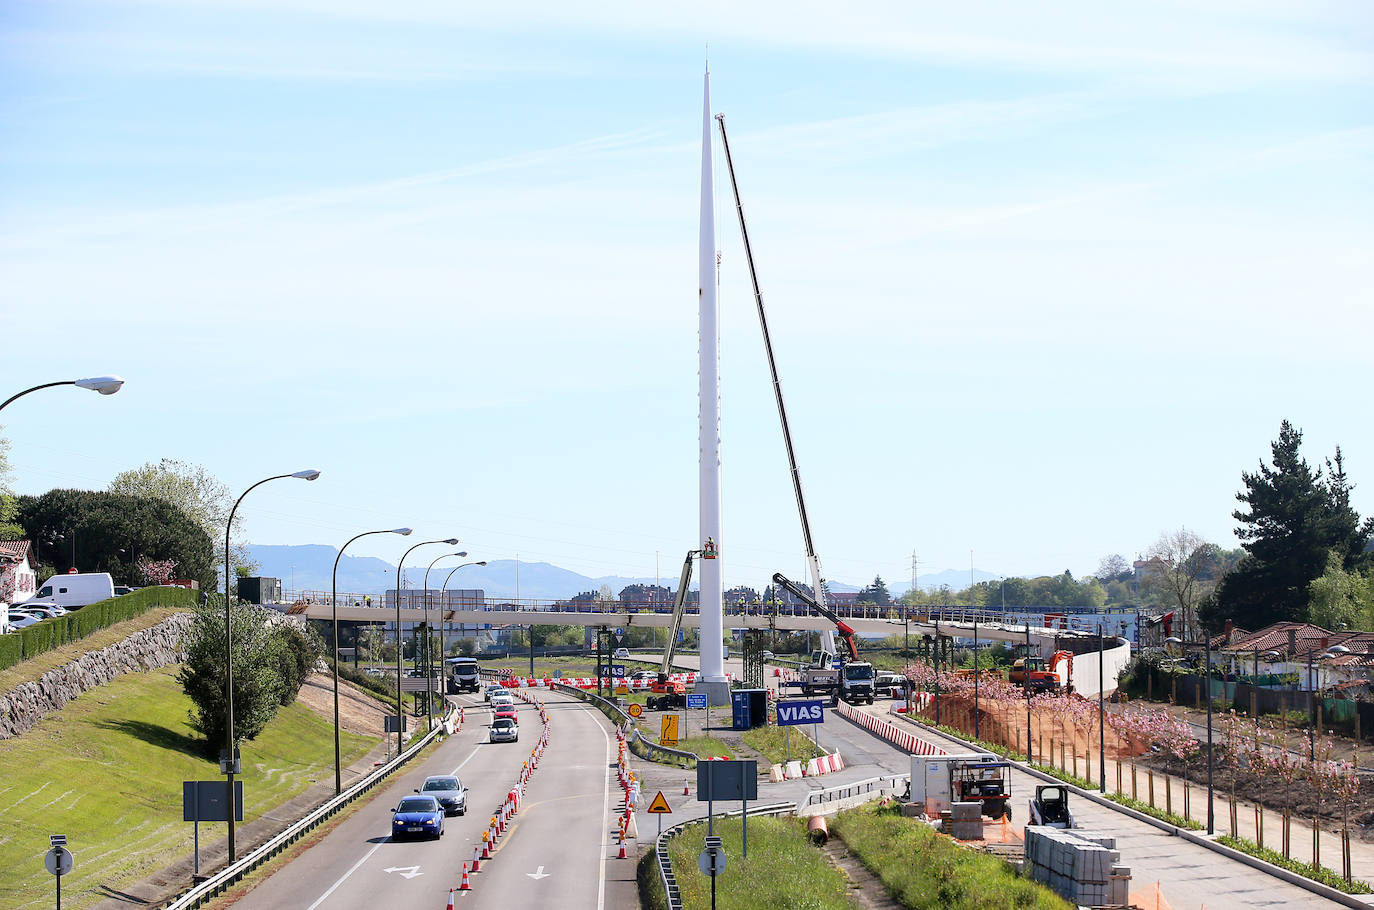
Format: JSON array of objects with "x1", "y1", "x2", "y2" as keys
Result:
[
  {"x1": 446, "y1": 886, "x2": 457, "y2": 907},
  {"x1": 471, "y1": 844, "x2": 481, "y2": 872},
  {"x1": 481, "y1": 831, "x2": 491, "y2": 858},
  {"x1": 617, "y1": 832, "x2": 628, "y2": 859},
  {"x1": 683, "y1": 780, "x2": 690, "y2": 795},
  {"x1": 459, "y1": 863, "x2": 471, "y2": 891}
]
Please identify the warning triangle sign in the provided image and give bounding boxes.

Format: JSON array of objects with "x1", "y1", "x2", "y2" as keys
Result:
[{"x1": 646, "y1": 791, "x2": 673, "y2": 814}]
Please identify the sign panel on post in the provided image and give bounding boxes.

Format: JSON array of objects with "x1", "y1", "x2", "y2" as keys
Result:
[
  {"x1": 660, "y1": 714, "x2": 680, "y2": 747},
  {"x1": 182, "y1": 781, "x2": 244, "y2": 822},
  {"x1": 45, "y1": 846, "x2": 73, "y2": 876},
  {"x1": 597, "y1": 665, "x2": 627, "y2": 679},
  {"x1": 776, "y1": 699, "x2": 826, "y2": 727},
  {"x1": 696, "y1": 760, "x2": 758, "y2": 801},
  {"x1": 686, "y1": 693, "x2": 708, "y2": 710}
]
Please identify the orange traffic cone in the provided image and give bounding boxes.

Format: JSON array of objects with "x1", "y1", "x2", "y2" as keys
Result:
[
  {"x1": 683, "y1": 780, "x2": 690, "y2": 795},
  {"x1": 470, "y1": 844, "x2": 481, "y2": 872},
  {"x1": 617, "y1": 833, "x2": 628, "y2": 859},
  {"x1": 459, "y1": 863, "x2": 471, "y2": 891},
  {"x1": 446, "y1": 886, "x2": 456, "y2": 908}
]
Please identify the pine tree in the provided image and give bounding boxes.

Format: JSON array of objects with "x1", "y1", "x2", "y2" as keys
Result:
[{"x1": 1204, "y1": 421, "x2": 1372, "y2": 630}]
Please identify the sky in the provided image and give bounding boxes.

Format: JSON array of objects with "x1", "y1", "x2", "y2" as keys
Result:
[{"x1": 2, "y1": 1, "x2": 1371, "y2": 593}]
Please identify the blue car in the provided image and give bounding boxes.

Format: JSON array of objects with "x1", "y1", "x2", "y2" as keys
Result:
[{"x1": 391, "y1": 795, "x2": 444, "y2": 840}]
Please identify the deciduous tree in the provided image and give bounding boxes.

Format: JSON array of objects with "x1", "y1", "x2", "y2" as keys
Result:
[{"x1": 1144, "y1": 528, "x2": 1216, "y2": 641}]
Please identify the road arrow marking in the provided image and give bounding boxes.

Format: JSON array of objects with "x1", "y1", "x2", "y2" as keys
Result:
[
  {"x1": 527, "y1": 866, "x2": 550, "y2": 880},
  {"x1": 384, "y1": 865, "x2": 423, "y2": 879}
]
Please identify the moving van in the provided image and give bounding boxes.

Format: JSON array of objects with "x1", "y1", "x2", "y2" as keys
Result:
[{"x1": 18, "y1": 572, "x2": 116, "y2": 610}]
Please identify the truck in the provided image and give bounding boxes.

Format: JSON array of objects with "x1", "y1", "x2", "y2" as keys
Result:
[
  {"x1": 772, "y1": 573, "x2": 875, "y2": 705},
  {"x1": 446, "y1": 657, "x2": 481, "y2": 694},
  {"x1": 16, "y1": 572, "x2": 115, "y2": 611}
]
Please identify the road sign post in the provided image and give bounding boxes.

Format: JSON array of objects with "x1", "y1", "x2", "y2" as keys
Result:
[
  {"x1": 647, "y1": 790, "x2": 672, "y2": 838},
  {"x1": 45, "y1": 838, "x2": 73, "y2": 910},
  {"x1": 661, "y1": 714, "x2": 680, "y2": 747}
]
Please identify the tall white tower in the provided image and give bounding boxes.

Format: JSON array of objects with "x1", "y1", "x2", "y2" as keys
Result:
[{"x1": 696, "y1": 66, "x2": 729, "y2": 703}]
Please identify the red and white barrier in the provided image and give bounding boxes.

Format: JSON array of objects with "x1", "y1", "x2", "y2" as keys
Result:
[
  {"x1": 499, "y1": 671, "x2": 728, "y2": 690},
  {"x1": 835, "y1": 701, "x2": 944, "y2": 756}
]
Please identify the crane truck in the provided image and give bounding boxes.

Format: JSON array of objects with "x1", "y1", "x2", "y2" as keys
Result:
[
  {"x1": 645, "y1": 550, "x2": 700, "y2": 711},
  {"x1": 771, "y1": 572, "x2": 875, "y2": 705}
]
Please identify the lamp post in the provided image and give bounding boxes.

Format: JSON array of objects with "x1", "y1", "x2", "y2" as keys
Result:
[
  {"x1": 422, "y1": 551, "x2": 467, "y2": 731},
  {"x1": 1099, "y1": 624, "x2": 1106, "y2": 792},
  {"x1": 439, "y1": 561, "x2": 487, "y2": 678},
  {"x1": 1205, "y1": 627, "x2": 1214, "y2": 833},
  {"x1": 395, "y1": 538, "x2": 459, "y2": 755},
  {"x1": 0, "y1": 376, "x2": 125, "y2": 413},
  {"x1": 223, "y1": 468, "x2": 320, "y2": 862},
  {"x1": 331, "y1": 527, "x2": 411, "y2": 795}
]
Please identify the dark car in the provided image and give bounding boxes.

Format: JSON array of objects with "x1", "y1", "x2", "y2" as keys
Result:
[
  {"x1": 391, "y1": 795, "x2": 444, "y2": 839},
  {"x1": 417, "y1": 775, "x2": 467, "y2": 816}
]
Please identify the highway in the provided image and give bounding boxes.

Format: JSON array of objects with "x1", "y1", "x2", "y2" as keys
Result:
[{"x1": 238, "y1": 692, "x2": 621, "y2": 909}]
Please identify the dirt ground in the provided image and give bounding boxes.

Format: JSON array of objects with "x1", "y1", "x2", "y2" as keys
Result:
[{"x1": 294, "y1": 671, "x2": 393, "y2": 736}]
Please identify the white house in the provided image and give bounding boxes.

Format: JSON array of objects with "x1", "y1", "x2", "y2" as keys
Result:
[{"x1": 1, "y1": 540, "x2": 39, "y2": 631}]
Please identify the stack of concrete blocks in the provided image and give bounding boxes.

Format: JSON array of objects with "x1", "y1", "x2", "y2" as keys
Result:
[
  {"x1": 1024, "y1": 826, "x2": 1131, "y2": 908},
  {"x1": 949, "y1": 801, "x2": 984, "y2": 840}
]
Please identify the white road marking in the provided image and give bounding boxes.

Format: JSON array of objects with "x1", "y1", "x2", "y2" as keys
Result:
[
  {"x1": 595, "y1": 701, "x2": 612, "y2": 910},
  {"x1": 527, "y1": 865, "x2": 550, "y2": 880},
  {"x1": 448, "y1": 744, "x2": 482, "y2": 776},
  {"x1": 383, "y1": 865, "x2": 422, "y2": 879},
  {"x1": 304, "y1": 742, "x2": 482, "y2": 910}
]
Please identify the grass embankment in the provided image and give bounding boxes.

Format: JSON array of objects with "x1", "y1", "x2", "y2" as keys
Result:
[
  {"x1": 0, "y1": 606, "x2": 188, "y2": 693},
  {"x1": 657, "y1": 815, "x2": 854, "y2": 910},
  {"x1": 0, "y1": 586, "x2": 197, "y2": 673},
  {"x1": 741, "y1": 725, "x2": 826, "y2": 764},
  {"x1": 831, "y1": 802, "x2": 1071, "y2": 910},
  {"x1": 674, "y1": 735, "x2": 734, "y2": 759},
  {"x1": 0, "y1": 666, "x2": 377, "y2": 910}
]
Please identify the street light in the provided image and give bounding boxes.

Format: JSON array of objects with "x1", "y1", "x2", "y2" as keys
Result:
[
  {"x1": 395, "y1": 538, "x2": 459, "y2": 755},
  {"x1": 422, "y1": 551, "x2": 468, "y2": 731},
  {"x1": 223, "y1": 468, "x2": 320, "y2": 862},
  {"x1": 439, "y1": 561, "x2": 487, "y2": 683},
  {"x1": 331, "y1": 527, "x2": 411, "y2": 795},
  {"x1": 0, "y1": 376, "x2": 125, "y2": 412}
]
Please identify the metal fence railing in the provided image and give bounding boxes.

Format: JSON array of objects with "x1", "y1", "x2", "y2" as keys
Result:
[
  {"x1": 804, "y1": 773, "x2": 910, "y2": 807},
  {"x1": 654, "y1": 802, "x2": 797, "y2": 910},
  {"x1": 549, "y1": 682, "x2": 701, "y2": 767}
]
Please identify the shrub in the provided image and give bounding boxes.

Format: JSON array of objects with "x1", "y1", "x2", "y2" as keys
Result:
[
  {"x1": 0, "y1": 586, "x2": 197, "y2": 671},
  {"x1": 0, "y1": 632, "x2": 20, "y2": 668}
]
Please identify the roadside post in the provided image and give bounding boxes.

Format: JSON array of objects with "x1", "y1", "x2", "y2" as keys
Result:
[
  {"x1": 46, "y1": 835, "x2": 72, "y2": 910},
  {"x1": 698, "y1": 835, "x2": 726, "y2": 910},
  {"x1": 697, "y1": 759, "x2": 757, "y2": 857},
  {"x1": 183, "y1": 780, "x2": 243, "y2": 877}
]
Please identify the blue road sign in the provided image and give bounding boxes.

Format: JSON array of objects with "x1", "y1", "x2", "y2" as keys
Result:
[
  {"x1": 686, "y1": 693, "x2": 708, "y2": 710},
  {"x1": 776, "y1": 699, "x2": 826, "y2": 726},
  {"x1": 599, "y1": 665, "x2": 627, "y2": 679}
]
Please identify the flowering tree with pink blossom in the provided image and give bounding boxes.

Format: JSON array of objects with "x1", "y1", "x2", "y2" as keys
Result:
[{"x1": 136, "y1": 556, "x2": 177, "y2": 587}]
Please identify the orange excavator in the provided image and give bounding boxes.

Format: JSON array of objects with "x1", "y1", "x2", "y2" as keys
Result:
[{"x1": 1009, "y1": 649, "x2": 1073, "y2": 693}]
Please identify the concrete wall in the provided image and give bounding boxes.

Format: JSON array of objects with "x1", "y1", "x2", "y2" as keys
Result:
[{"x1": 1067, "y1": 637, "x2": 1132, "y2": 698}]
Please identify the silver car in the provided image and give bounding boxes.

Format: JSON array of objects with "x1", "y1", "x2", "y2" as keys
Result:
[
  {"x1": 489, "y1": 717, "x2": 519, "y2": 743},
  {"x1": 416, "y1": 775, "x2": 467, "y2": 816}
]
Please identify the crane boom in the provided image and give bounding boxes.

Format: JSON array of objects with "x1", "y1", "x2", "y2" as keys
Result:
[
  {"x1": 716, "y1": 112, "x2": 836, "y2": 657},
  {"x1": 771, "y1": 572, "x2": 859, "y2": 663},
  {"x1": 661, "y1": 550, "x2": 701, "y2": 676}
]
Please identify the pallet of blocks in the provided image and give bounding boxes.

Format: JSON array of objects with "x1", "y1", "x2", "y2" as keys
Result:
[{"x1": 1023, "y1": 825, "x2": 1131, "y2": 908}]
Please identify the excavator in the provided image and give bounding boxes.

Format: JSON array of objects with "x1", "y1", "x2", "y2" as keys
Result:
[
  {"x1": 1008, "y1": 645, "x2": 1074, "y2": 694},
  {"x1": 771, "y1": 572, "x2": 875, "y2": 705},
  {"x1": 646, "y1": 550, "x2": 700, "y2": 711}
]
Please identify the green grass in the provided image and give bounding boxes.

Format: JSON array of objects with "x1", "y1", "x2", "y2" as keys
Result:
[
  {"x1": 1216, "y1": 835, "x2": 1372, "y2": 894},
  {"x1": 674, "y1": 735, "x2": 734, "y2": 759},
  {"x1": 0, "y1": 665, "x2": 377, "y2": 910},
  {"x1": 741, "y1": 725, "x2": 826, "y2": 765},
  {"x1": 665, "y1": 815, "x2": 855, "y2": 910},
  {"x1": 0, "y1": 606, "x2": 188, "y2": 694},
  {"x1": 1100, "y1": 791, "x2": 1202, "y2": 830},
  {"x1": 831, "y1": 802, "x2": 1072, "y2": 910}
]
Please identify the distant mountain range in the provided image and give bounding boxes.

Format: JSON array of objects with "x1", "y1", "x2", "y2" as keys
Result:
[{"x1": 247, "y1": 544, "x2": 1001, "y2": 601}]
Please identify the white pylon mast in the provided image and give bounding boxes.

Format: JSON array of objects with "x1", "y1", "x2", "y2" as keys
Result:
[{"x1": 696, "y1": 65, "x2": 728, "y2": 696}]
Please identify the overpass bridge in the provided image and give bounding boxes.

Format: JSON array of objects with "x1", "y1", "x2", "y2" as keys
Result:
[{"x1": 290, "y1": 601, "x2": 1133, "y2": 696}]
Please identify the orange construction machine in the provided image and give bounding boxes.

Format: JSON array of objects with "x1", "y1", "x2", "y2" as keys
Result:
[{"x1": 1009, "y1": 651, "x2": 1073, "y2": 693}]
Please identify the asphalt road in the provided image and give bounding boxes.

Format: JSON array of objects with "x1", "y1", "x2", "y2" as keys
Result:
[
  {"x1": 238, "y1": 692, "x2": 622, "y2": 910},
  {"x1": 657, "y1": 652, "x2": 1355, "y2": 910}
]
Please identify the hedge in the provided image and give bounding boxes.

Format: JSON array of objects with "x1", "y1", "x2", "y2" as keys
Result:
[{"x1": 2, "y1": 586, "x2": 198, "y2": 671}]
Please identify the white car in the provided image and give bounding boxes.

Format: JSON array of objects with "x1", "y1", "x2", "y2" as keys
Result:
[
  {"x1": 489, "y1": 717, "x2": 519, "y2": 743},
  {"x1": 19, "y1": 605, "x2": 66, "y2": 620},
  {"x1": 6, "y1": 611, "x2": 40, "y2": 630},
  {"x1": 613, "y1": 647, "x2": 630, "y2": 659}
]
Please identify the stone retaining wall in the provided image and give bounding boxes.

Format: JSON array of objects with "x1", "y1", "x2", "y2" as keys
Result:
[{"x1": 0, "y1": 612, "x2": 195, "y2": 739}]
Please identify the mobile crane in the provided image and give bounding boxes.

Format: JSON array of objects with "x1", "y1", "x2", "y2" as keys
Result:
[
  {"x1": 646, "y1": 550, "x2": 700, "y2": 711},
  {"x1": 771, "y1": 572, "x2": 875, "y2": 705}
]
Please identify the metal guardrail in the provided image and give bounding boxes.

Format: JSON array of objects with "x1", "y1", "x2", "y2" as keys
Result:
[
  {"x1": 549, "y1": 682, "x2": 701, "y2": 767},
  {"x1": 655, "y1": 802, "x2": 798, "y2": 910},
  {"x1": 163, "y1": 711, "x2": 451, "y2": 910},
  {"x1": 804, "y1": 773, "x2": 910, "y2": 807}
]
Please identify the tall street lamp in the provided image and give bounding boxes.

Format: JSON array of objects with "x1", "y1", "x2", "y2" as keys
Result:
[
  {"x1": 422, "y1": 550, "x2": 467, "y2": 731},
  {"x1": 1, "y1": 376, "x2": 125, "y2": 413},
  {"x1": 439, "y1": 561, "x2": 487, "y2": 686},
  {"x1": 395, "y1": 538, "x2": 459, "y2": 755},
  {"x1": 332, "y1": 527, "x2": 411, "y2": 795},
  {"x1": 224, "y1": 468, "x2": 320, "y2": 862}
]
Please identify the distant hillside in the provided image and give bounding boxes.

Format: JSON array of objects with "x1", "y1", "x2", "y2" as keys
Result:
[{"x1": 247, "y1": 544, "x2": 1002, "y2": 601}]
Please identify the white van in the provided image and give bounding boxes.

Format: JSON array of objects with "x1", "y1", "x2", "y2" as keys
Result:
[{"x1": 18, "y1": 572, "x2": 116, "y2": 611}]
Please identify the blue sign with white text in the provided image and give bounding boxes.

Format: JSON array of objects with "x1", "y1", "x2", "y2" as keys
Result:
[
  {"x1": 775, "y1": 699, "x2": 826, "y2": 726},
  {"x1": 686, "y1": 693, "x2": 708, "y2": 710}
]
